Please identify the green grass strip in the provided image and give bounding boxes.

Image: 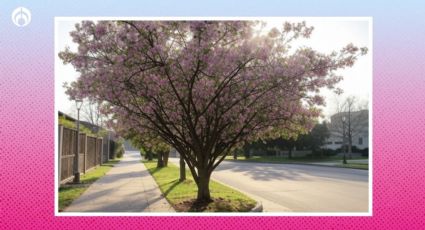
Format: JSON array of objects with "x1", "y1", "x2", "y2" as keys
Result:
[
  {"x1": 143, "y1": 160, "x2": 257, "y2": 212},
  {"x1": 58, "y1": 159, "x2": 120, "y2": 211},
  {"x1": 338, "y1": 163, "x2": 369, "y2": 170},
  {"x1": 225, "y1": 155, "x2": 369, "y2": 170}
]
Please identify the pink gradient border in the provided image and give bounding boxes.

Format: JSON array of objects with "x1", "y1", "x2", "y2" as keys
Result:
[{"x1": 2, "y1": 10, "x2": 425, "y2": 228}]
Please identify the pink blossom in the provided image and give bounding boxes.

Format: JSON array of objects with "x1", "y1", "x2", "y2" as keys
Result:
[{"x1": 60, "y1": 20, "x2": 366, "y2": 174}]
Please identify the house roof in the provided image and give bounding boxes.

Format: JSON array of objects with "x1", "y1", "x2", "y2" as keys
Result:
[{"x1": 58, "y1": 111, "x2": 114, "y2": 136}]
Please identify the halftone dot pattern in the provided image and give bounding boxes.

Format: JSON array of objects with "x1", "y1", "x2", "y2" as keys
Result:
[{"x1": 1, "y1": 2, "x2": 425, "y2": 230}]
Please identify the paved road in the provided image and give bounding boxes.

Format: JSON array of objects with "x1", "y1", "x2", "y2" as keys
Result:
[
  {"x1": 170, "y1": 158, "x2": 369, "y2": 213},
  {"x1": 65, "y1": 151, "x2": 174, "y2": 212}
]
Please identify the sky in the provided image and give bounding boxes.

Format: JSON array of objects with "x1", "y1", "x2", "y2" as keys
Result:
[{"x1": 55, "y1": 18, "x2": 371, "y2": 121}]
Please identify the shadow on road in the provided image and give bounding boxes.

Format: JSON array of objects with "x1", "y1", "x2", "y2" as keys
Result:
[{"x1": 214, "y1": 161, "x2": 368, "y2": 182}]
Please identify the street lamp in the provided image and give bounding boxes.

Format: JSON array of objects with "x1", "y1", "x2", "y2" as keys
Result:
[{"x1": 73, "y1": 99, "x2": 83, "y2": 183}]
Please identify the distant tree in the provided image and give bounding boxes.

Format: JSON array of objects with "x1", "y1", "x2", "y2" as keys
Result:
[
  {"x1": 267, "y1": 138, "x2": 297, "y2": 159},
  {"x1": 307, "y1": 122, "x2": 330, "y2": 157},
  {"x1": 81, "y1": 99, "x2": 105, "y2": 131},
  {"x1": 124, "y1": 129, "x2": 170, "y2": 167},
  {"x1": 329, "y1": 96, "x2": 368, "y2": 160},
  {"x1": 260, "y1": 122, "x2": 328, "y2": 158},
  {"x1": 243, "y1": 140, "x2": 269, "y2": 158}
]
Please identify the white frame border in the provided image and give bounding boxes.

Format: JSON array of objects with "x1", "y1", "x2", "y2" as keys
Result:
[{"x1": 54, "y1": 16, "x2": 373, "y2": 217}]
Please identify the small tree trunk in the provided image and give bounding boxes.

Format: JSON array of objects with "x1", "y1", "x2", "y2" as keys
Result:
[
  {"x1": 343, "y1": 153, "x2": 347, "y2": 164},
  {"x1": 157, "y1": 151, "x2": 164, "y2": 168},
  {"x1": 196, "y1": 169, "x2": 212, "y2": 202},
  {"x1": 348, "y1": 140, "x2": 353, "y2": 159},
  {"x1": 179, "y1": 155, "x2": 186, "y2": 182},
  {"x1": 163, "y1": 151, "x2": 169, "y2": 166},
  {"x1": 288, "y1": 147, "x2": 293, "y2": 159},
  {"x1": 233, "y1": 152, "x2": 237, "y2": 160}
]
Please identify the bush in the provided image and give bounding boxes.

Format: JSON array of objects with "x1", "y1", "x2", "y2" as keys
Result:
[
  {"x1": 243, "y1": 150, "x2": 251, "y2": 159},
  {"x1": 360, "y1": 148, "x2": 369, "y2": 157},
  {"x1": 350, "y1": 146, "x2": 369, "y2": 157},
  {"x1": 322, "y1": 148, "x2": 338, "y2": 156},
  {"x1": 58, "y1": 116, "x2": 95, "y2": 136},
  {"x1": 116, "y1": 146, "x2": 124, "y2": 158},
  {"x1": 113, "y1": 139, "x2": 125, "y2": 158},
  {"x1": 304, "y1": 153, "x2": 313, "y2": 158},
  {"x1": 321, "y1": 146, "x2": 369, "y2": 157},
  {"x1": 140, "y1": 148, "x2": 155, "y2": 161}
]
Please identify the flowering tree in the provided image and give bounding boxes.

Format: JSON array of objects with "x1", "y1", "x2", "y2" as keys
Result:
[
  {"x1": 59, "y1": 20, "x2": 366, "y2": 202},
  {"x1": 124, "y1": 128, "x2": 171, "y2": 167}
]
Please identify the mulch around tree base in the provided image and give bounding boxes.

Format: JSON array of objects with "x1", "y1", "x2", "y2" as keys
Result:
[{"x1": 174, "y1": 197, "x2": 255, "y2": 212}]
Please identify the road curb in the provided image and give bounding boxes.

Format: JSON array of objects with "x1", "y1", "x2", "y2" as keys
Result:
[
  {"x1": 250, "y1": 201, "x2": 263, "y2": 212},
  {"x1": 284, "y1": 162, "x2": 369, "y2": 170}
]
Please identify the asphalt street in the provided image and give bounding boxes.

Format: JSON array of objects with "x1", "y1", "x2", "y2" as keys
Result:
[{"x1": 169, "y1": 158, "x2": 369, "y2": 213}]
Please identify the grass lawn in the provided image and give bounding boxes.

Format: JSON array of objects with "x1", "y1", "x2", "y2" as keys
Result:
[
  {"x1": 143, "y1": 160, "x2": 257, "y2": 212},
  {"x1": 226, "y1": 155, "x2": 367, "y2": 163},
  {"x1": 225, "y1": 155, "x2": 369, "y2": 170},
  {"x1": 58, "y1": 159, "x2": 120, "y2": 211},
  {"x1": 338, "y1": 163, "x2": 369, "y2": 170}
]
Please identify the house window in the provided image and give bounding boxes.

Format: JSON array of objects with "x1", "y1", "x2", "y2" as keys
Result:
[
  {"x1": 335, "y1": 141, "x2": 342, "y2": 144},
  {"x1": 359, "y1": 137, "x2": 363, "y2": 145}
]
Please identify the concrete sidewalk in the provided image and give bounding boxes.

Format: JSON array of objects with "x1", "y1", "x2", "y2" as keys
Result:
[{"x1": 65, "y1": 151, "x2": 174, "y2": 212}]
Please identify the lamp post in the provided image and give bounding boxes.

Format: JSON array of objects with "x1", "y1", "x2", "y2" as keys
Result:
[
  {"x1": 342, "y1": 116, "x2": 347, "y2": 164},
  {"x1": 73, "y1": 99, "x2": 83, "y2": 183}
]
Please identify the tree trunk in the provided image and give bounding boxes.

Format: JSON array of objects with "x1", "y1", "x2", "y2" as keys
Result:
[
  {"x1": 179, "y1": 155, "x2": 186, "y2": 182},
  {"x1": 163, "y1": 151, "x2": 169, "y2": 166},
  {"x1": 233, "y1": 152, "x2": 237, "y2": 160},
  {"x1": 288, "y1": 147, "x2": 293, "y2": 159},
  {"x1": 196, "y1": 169, "x2": 212, "y2": 202},
  {"x1": 348, "y1": 139, "x2": 352, "y2": 159},
  {"x1": 157, "y1": 151, "x2": 164, "y2": 168},
  {"x1": 147, "y1": 151, "x2": 153, "y2": 161}
]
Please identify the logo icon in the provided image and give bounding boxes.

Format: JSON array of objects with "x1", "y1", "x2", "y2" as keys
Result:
[{"x1": 12, "y1": 7, "x2": 31, "y2": 27}]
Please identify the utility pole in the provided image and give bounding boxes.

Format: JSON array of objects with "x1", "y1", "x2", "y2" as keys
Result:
[{"x1": 342, "y1": 116, "x2": 347, "y2": 165}]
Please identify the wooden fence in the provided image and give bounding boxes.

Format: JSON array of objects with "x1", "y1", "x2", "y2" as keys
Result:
[{"x1": 58, "y1": 125, "x2": 103, "y2": 183}]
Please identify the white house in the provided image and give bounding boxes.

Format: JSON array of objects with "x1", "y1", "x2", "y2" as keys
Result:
[
  {"x1": 324, "y1": 110, "x2": 369, "y2": 151},
  {"x1": 169, "y1": 148, "x2": 180, "y2": 157}
]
